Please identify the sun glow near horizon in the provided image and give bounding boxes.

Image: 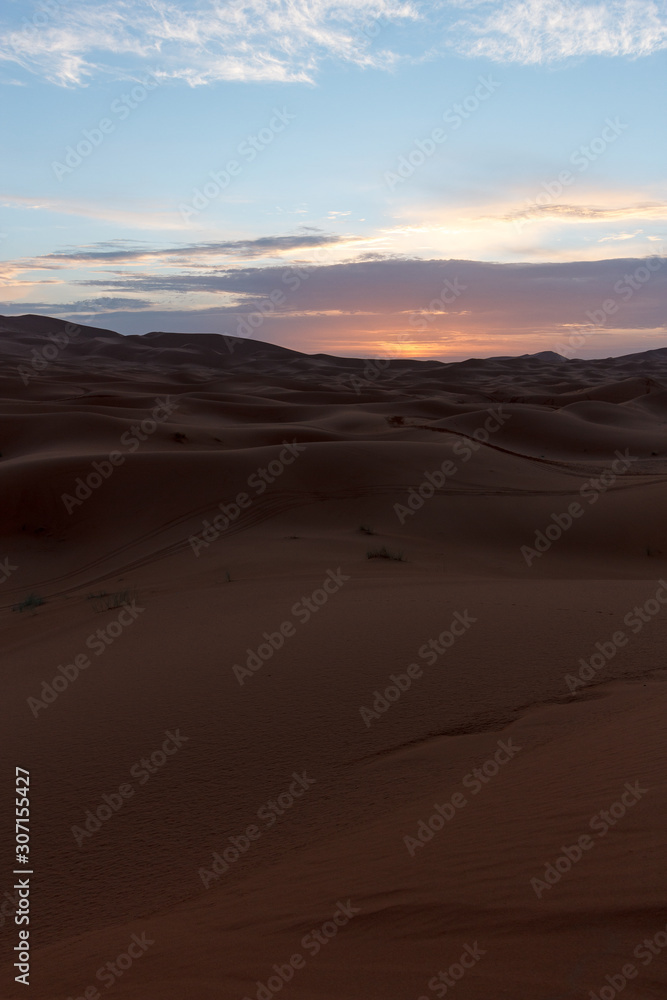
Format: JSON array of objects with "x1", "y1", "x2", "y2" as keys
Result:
[{"x1": 1, "y1": 0, "x2": 666, "y2": 357}]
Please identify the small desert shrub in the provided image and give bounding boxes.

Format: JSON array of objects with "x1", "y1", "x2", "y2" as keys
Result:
[
  {"x1": 14, "y1": 593, "x2": 45, "y2": 613},
  {"x1": 87, "y1": 589, "x2": 137, "y2": 613},
  {"x1": 367, "y1": 546, "x2": 405, "y2": 562}
]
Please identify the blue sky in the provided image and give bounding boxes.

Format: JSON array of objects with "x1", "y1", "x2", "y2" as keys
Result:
[{"x1": 1, "y1": 0, "x2": 666, "y2": 359}]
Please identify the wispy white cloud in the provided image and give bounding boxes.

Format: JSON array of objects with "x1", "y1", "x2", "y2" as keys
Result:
[
  {"x1": 1, "y1": 0, "x2": 663, "y2": 87},
  {"x1": 40, "y1": 231, "x2": 351, "y2": 264},
  {"x1": 0, "y1": 192, "x2": 191, "y2": 229},
  {"x1": 598, "y1": 231, "x2": 643, "y2": 241},
  {"x1": 449, "y1": 0, "x2": 667, "y2": 64},
  {"x1": 0, "y1": 231, "x2": 359, "y2": 298},
  {"x1": 0, "y1": 0, "x2": 419, "y2": 87},
  {"x1": 497, "y1": 201, "x2": 667, "y2": 223}
]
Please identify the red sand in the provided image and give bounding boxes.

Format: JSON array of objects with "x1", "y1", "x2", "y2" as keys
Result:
[{"x1": 2, "y1": 315, "x2": 667, "y2": 999}]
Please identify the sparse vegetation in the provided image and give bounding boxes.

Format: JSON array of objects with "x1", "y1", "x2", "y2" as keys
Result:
[
  {"x1": 14, "y1": 593, "x2": 45, "y2": 613},
  {"x1": 87, "y1": 589, "x2": 137, "y2": 613},
  {"x1": 366, "y1": 546, "x2": 405, "y2": 562}
]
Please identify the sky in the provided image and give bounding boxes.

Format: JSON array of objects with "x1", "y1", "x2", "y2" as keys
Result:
[{"x1": 0, "y1": 0, "x2": 666, "y2": 360}]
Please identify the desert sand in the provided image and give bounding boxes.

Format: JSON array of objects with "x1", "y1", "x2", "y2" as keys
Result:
[{"x1": 2, "y1": 314, "x2": 667, "y2": 999}]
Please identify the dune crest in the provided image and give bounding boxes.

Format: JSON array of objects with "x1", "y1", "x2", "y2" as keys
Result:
[{"x1": 2, "y1": 316, "x2": 667, "y2": 999}]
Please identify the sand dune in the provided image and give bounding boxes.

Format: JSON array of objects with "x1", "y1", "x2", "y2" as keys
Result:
[{"x1": 2, "y1": 315, "x2": 667, "y2": 999}]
